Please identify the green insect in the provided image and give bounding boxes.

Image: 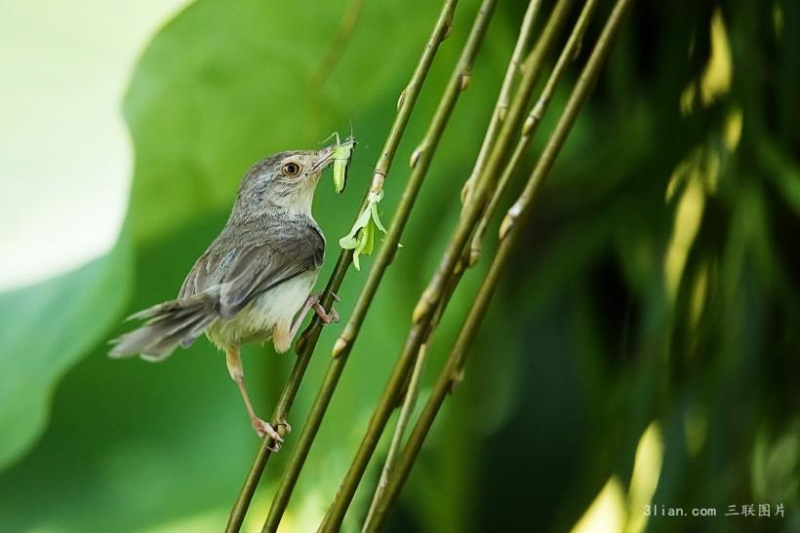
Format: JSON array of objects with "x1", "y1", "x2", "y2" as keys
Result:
[{"x1": 331, "y1": 133, "x2": 356, "y2": 194}]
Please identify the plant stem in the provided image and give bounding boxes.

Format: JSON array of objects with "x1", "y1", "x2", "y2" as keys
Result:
[
  {"x1": 460, "y1": 0, "x2": 542, "y2": 203},
  {"x1": 397, "y1": 0, "x2": 574, "y2": 425},
  {"x1": 318, "y1": 2, "x2": 505, "y2": 532},
  {"x1": 368, "y1": 1, "x2": 459, "y2": 197},
  {"x1": 361, "y1": 342, "x2": 429, "y2": 531},
  {"x1": 225, "y1": 250, "x2": 351, "y2": 533},
  {"x1": 363, "y1": 8, "x2": 597, "y2": 526},
  {"x1": 256, "y1": 2, "x2": 460, "y2": 532},
  {"x1": 364, "y1": 0, "x2": 636, "y2": 527},
  {"x1": 442, "y1": 0, "x2": 575, "y2": 322},
  {"x1": 310, "y1": 0, "x2": 365, "y2": 89},
  {"x1": 470, "y1": 0, "x2": 600, "y2": 265},
  {"x1": 412, "y1": 0, "x2": 573, "y2": 326},
  {"x1": 228, "y1": 2, "x2": 459, "y2": 528}
]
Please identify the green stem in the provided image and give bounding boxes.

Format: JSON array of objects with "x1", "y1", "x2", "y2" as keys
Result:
[
  {"x1": 319, "y1": 2, "x2": 503, "y2": 531},
  {"x1": 470, "y1": 0, "x2": 601, "y2": 264},
  {"x1": 461, "y1": 0, "x2": 543, "y2": 203},
  {"x1": 412, "y1": 0, "x2": 573, "y2": 325},
  {"x1": 365, "y1": 0, "x2": 636, "y2": 528},
  {"x1": 361, "y1": 342, "x2": 429, "y2": 531},
  {"x1": 427, "y1": 0, "x2": 575, "y2": 336},
  {"x1": 368, "y1": 0, "x2": 458, "y2": 196},
  {"x1": 257, "y1": 2, "x2": 461, "y2": 532},
  {"x1": 225, "y1": 250, "x2": 351, "y2": 533}
]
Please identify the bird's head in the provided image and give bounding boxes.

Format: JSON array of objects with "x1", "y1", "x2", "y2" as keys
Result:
[{"x1": 233, "y1": 145, "x2": 336, "y2": 218}]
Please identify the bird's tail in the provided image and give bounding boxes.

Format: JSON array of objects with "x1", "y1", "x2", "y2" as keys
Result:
[{"x1": 109, "y1": 296, "x2": 217, "y2": 362}]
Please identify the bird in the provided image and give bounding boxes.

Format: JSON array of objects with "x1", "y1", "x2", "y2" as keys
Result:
[{"x1": 109, "y1": 144, "x2": 340, "y2": 447}]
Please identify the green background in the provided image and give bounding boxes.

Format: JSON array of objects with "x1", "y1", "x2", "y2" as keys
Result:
[{"x1": 1, "y1": 0, "x2": 798, "y2": 532}]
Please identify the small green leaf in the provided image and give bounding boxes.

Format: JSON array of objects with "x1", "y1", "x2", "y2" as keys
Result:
[
  {"x1": 369, "y1": 199, "x2": 387, "y2": 233},
  {"x1": 339, "y1": 191, "x2": 387, "y2": 270},
  {"x1": 339, "y1": 206, "x2": 373, "y2": 248},
  {"x1": 361, "y1": 219, "x2": 375, "y2": 256}
]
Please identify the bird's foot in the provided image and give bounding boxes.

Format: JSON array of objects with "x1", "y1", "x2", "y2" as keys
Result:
[
  {"x1": 314, "y1": 291, "x2": 341, "y2": 324},
  {"x1": 313, "y1": 302, "x2": 340, "y2": 324},
  {"x1": 252, "y1": 417, "x2": 284, "y2": 450}
]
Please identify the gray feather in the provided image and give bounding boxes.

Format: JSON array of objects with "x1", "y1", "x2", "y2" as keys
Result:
[{"x1": 109, "y1": 296, "x2": 217, "y2": 361}]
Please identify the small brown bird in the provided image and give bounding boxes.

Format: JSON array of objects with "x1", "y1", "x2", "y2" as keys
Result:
[{"x1": 110, "y1": 145, "x2": 339, "y2": 446}]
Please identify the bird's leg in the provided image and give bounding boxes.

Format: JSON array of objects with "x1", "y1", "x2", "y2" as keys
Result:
[
  {"x1": 313, "y1": 297, "x2": 340, "y2": 324},
  {"x1": 225, "y1": 347, "x2": 283, "y2": 450},
  {"x1": 289, "y1": 291, "x2": 341, "y2": 339}
]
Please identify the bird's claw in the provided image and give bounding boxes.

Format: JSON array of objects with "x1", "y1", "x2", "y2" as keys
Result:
[
  {"x1": 253, "y1": 418, "x2": 284, "y2": 450},
  {"x1": 253, "y1": 418, "x2": 293, "y2": 451},
  {"x1": 314, "y1": 303, "x2": 340, "y2": 324},
  {"x1": 311, "y1": 292, "x2": 340, "y2": 324}
]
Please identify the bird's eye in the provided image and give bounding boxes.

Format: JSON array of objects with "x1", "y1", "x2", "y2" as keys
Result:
[{"x1": 283, "y1": 162, "x2": 301, "y2": 176}]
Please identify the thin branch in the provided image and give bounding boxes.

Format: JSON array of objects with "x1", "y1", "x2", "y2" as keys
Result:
[
  {"x1": 364, "y1": 0, "x2": 637, "y2": 527},
  {"x1": 460, "y1": 0, "x2": 542, "y2": 203},
  {"x1": 412, "y1": 0, "x2": 573, "y2": 326},
  {"x1": 319, "y1": 1, "x2": 574, "y2": 531},
  {"x1": 367, "y1": 1, "x2": 459, "y2": 198},
  {"x1": 367, "y1": 4, "x2": 594, "y2": 515},
  {"x1": 225, "y1": 251, "x2": 351, "y2": 533},
  {"x1": 412, "y1": 0, "x2": 575, "y2": 356},
  {"x1": 310, "y1": 0, "x2": 365, "y2": 90},
  {"x1": 254, "y1": 2, "x2": 461, "y2": 532},
  {"x1": 226, "y1": 2, "x2": 458, "y2": 531},
  {"x1": 440, "y1": 0, "x2": 579, "y2": 325},
  {"x1": 362, "y1": 342, "x2": 429, "y2": 531},
  {"x1": 470, "y1": 0, "x2": 600, "y2": 265},
  {"x1": 318, "y1": 1, "x2": 503, "y2": 530}
]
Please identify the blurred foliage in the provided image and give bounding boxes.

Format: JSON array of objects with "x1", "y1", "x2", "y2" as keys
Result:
[
  {"x1": 0, "y1": 234, "x2": 131, "y2": 468},
  {"x1": 1, "y1": 0, "x2": 798, "y2": 532}
]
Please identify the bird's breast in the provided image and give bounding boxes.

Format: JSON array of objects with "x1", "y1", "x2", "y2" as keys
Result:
[{"x1": 207, "y1": 269, "x2": 318, "y2": 348}]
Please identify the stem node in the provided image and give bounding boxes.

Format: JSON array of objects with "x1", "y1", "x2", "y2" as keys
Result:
[
  {"x1": 459, "y1": 72, "x2": 471, "y2": 91},
  {"x1": 449, "y1": 367, "x2": 465, "y2": 394},
  {"x1": 396, "y1": 89, "x2": 407, "y2": 111},
  {"x1": 468, "y1": 247, "x2": 480, "y2": 267},
  {"x1": 410, "y1": 147, "x2": 423, "y2": 168},
  {"x1": 332, "y1": 337, "x2": 349, "y2": 358}
]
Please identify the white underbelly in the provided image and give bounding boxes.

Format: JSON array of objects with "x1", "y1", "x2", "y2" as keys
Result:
[{"x1": 208, "y1": 270, "x2": 318, "y2": 347}]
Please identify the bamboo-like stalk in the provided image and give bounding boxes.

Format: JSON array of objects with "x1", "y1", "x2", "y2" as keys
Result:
[
  {"x1": 253, "y1": 2, "x2": 463, "y2": 532},
  {"x1": 265, "y1": 4, "x2": 500, "y2": 531},
  {"x1": 440, "y1": 0, "x2": 593, "y2": 332},
  {"x1": 364, "y1": 0, "x2": 636, "y2": 528},
  {"x1": 364, "y1": 0, "x2": 458, "y2": 199},
  {"x1": 310, "y1": 0, "x2": 365, "y2": 90},
  {"x1": 225, "y1": 251, "x2": 351, "y2": 533},
  {"x1": 319, "y1": 2, "x2": 575, "y2": 531},
  {"x1": 226, "y1": 3, "x2": 459, "y2": 532},
  {"x1": 469, "y1": 0, "x2": 600, "y2": 265},
  {"x1": 460, "y1": 0, "x2": 542, "y2": 204},
  {"x1": 361, "y1": 343, "x2": 429, "y2": 531},
  {"x1": 411, "y1": 0, "x2": 572, "y2": 326},
  {"x1": 365, "y1": 0, "x2": 567, "y2": 525}
]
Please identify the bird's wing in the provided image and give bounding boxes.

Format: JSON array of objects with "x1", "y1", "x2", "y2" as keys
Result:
[{"x1": 179, "y1": 221, "x2": 325, "y2": 318}]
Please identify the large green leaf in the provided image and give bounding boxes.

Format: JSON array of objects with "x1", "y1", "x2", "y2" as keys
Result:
[
  {"x1": 123, "y1": 0, "x2": 471, "y2": 243},
  {"x1": 0, "y1": 231, "x2": 132, "y2": 469}
]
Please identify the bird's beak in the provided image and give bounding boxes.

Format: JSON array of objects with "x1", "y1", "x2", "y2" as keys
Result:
[{"x1": 312, "y1": 145, "x2": 336, "y2": 172}]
